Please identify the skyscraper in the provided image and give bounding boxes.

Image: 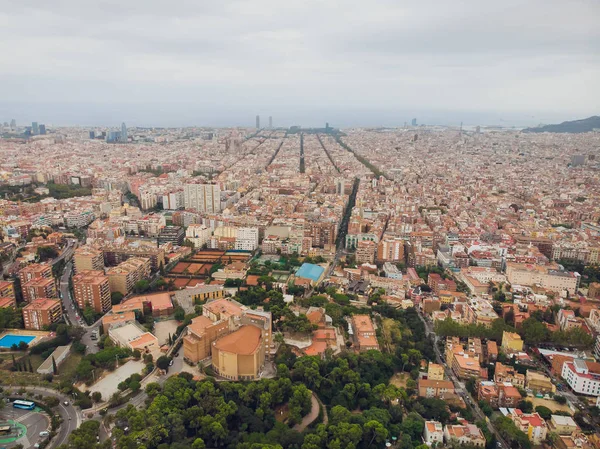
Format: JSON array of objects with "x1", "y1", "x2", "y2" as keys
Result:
[
  {"x1": 39, "y1": 124, "x2": 46, "y2": 135},
  {"x1": 411, "y1": 118, "x2": 417, "y2": 126},
  {"x1": 121, "y1": 122, "x2": 128, "y2": 143},
  {"x1": 255, "y1": 115, "x2": 260, "y2": 129},
  {"x1": 32, "y1": 122, "x2": 39, "y2": 135},
  {"x1": 89, "y1": 131, "x2": 95, "y2": 139},
  {"x1": 10, "y1": 119, "x2": 16, "y2": 130},
  {"x1": 269, "y1": 116, "x2": 272, "y2": 129}
]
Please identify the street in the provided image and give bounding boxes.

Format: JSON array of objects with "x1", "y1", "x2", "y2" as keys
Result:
[{"x1": 416, "y1": 309, "x2": 511, "y2": 449}]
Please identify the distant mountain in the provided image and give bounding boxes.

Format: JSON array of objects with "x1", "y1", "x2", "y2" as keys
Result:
[{"x1": 523, "y1": 116, "x2": 600, "y2": 133}]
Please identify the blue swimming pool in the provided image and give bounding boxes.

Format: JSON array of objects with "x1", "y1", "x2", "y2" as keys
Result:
[{"x1": 0, "y1": 334, "x2": 36, "y2": 348}]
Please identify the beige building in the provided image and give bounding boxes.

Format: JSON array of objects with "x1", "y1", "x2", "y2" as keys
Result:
[
  {"x1": 428, "y1": 363, "x2": 445, "y2": 381},
  {"x1": 212, "y1": 325, "x2": 265, "y2": 380},
  {"x1": 73, "y1": 247, "x2": 104, "y2": 273},
  {"x1": 107, "y1": 257, "x2": 151, "y2": 295},
  {"x1": 506, "y1": 262, "x2": 580, "y2": 295},
  {"x1": 526, "y1": 370, "x2": 556, "y2": 393}
]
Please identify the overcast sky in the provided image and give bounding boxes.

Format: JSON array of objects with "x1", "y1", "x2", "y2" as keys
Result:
[{"x1": 1, "y1": 0, "x2": 598, "y2": 127}]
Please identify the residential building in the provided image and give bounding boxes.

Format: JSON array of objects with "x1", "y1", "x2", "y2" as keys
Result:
[
  {"x1": 100, "y1": 240, "x2": 166, "y2": 271},
  {"x1": 495, "y1": 362, "x2": 525, "y2": 388},
  {"x1": 452, "y1": 352, "x2": 486, "y2": 380},
  {"x1": 19, "y1": 263, "x2": 53, "y2": 299},
  {"x1": 505, "y1": 262, "x2": 580, "y2": 295},
  {"x1": 356, "y1": 240, "x2": 376, "y2": 264},
  {"x1": 509, "y1": 410, "x2": 548, "y2": 444},
  {"x1": 424, "y1": 421, "x2": 444, "y2": 445},
  {"x1": 501, "y1": 331, "x2": 524, "y2": 353},
  {"x1": 185, "y1": 224, "x2": 212, "y2": 248},
  {"x1": 526, "y1": 370, "x2": 556, "y2": 393},
  {"x1": 548, "y1": 415, "x2": 579, "y2": 436},
  {"x1": 377, "y1": 238, "x2": 405, "y2": 263},
  {"x1": 73, "y1": 270, "x2": 111, "y2": 314},
  {"x1": 183, "y1": 183, "x2": 221, "y2": 213},
  {"x1": 444, "y1": 421, "x2": 486, "y2": 447},
  {"x1": 73, "y1": 247, "x2": 104, "y2": 273},
  {"x1": 158, "y1": 226, "x2": 184, "y2": 246},
  {"x1": 418, "y1": 379, "x2": 455, "y2": 398},
  {"x1": 428, "y1": 363, "x2": 445, "y2": 381},
  {"x1": 478, "y1": 381, "x2": 522, "y2": 408},
  {"x1": 107, "y1": 257, "x2": 151, "y2": 295},
  {"x1": 561, "y1": 359, "x2": 600, "y2": 396},
  {"x1": 22, "y1": 298, "x2": 63, "y2": 330},
  {"x1": 235, "y1": 227, "x2": 259, "y2": 251},
  {"x1": 23, "y1": 277, "x2": 57, "y2": 302},
  {"x1": 0, "y1": 280, "x2": 15, "y2": 300},
  {"x1": 350, "y1": 314, "x2": 380, "y2": 351}
]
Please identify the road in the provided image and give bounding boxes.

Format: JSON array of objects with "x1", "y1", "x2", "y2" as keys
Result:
[
  {"x1": 58, "y1": 261, "x2": 101, "y2": 354},
  {"x1": 4, "y1": 386, "x2": 81, "y2": 449},
  {"x1": 416, "y1": 309, "x2": 511, "y2": 449},
  {"x1": 52, "y1": 238, "x2": 76, "y2": 266},
  {"x1": 293, "y1": 392, "x2": 321, "y2": 432}
]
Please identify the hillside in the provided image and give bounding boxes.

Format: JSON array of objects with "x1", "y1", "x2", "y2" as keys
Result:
[{"x1": 523, "y1": 116, "x2": 600, "y2": 133}]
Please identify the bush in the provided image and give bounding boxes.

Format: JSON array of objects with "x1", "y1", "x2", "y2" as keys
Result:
[{"x1": 555, "y1": 395, "x2": 567, "y2": 405}]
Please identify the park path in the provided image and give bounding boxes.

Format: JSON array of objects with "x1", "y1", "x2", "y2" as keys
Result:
[{"x1": 293, "y1": 392, "x2": 326, "y2": 432}]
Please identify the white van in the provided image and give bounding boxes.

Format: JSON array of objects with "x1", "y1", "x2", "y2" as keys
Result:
[{"x1": 40, "y1": 430, "x2": 50, "y2": 436}]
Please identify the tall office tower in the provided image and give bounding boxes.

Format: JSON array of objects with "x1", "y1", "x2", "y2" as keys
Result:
[
  {"x1": 184, "y1": 183, "x2": 222, "y2": 213},
  {"x1": 121, "y1": 122, "x2": 128, "y2": 142},
  {"x1": 476, "y1": 126, "x2": 481, "y2": 134},
  {"x1": 336, "y1": 178, "x2": 345, "y2": 195},
  {"x1": 89, "y1": 131, "x2": 95, "y2": 139},
  {"x1": 10, "y1": 119, "x2": 16, "y2": 130},
  {"x1": 256, "y1": 115, "x2": 260, "y2": 129},
  {"x1": 326, "y1": 122, "x2": 330, "y2": 130},
  {"x1": 39, "y1": 124, "x2": 46, "y2": 135},
  {"x1": 571, "y1": 155, "x2": 585, "y2": 167},
  {"x1": 411, "y1": 118, "x2": 417, "y2": 126},
  {"x1": 269, "y1": 116, "x2": 272, "y2": 129},
  {"x1": 32, "y1": 122, "x2": 39, "y2": 135}
]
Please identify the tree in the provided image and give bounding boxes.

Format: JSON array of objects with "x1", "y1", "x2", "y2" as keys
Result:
[
  {"x1": 134, "y1": 280, "x2": 150, "y2": 294},
  {"x1": 111, "y1": 292, "x2": 124, "y2": 305},
  {"x1": 192, "y1": 438, "x2": 206, "y2": 449},
  {"x1": 91, "y1": 392, "x2": 102, "y2": 403},
  {"x1": 554, "y1": 395, "x2": 567, "y2": 405},
  {"x1": 364, "y1": 420, "x2": 388, "y2": 446},
  {"x1": 156, "y1": 356, "x2": 171, "y2": 371},
  {"x1": 174, "y1": 307, "x2": 185, "y2": 321},
  {"x1": 535, "y1": 405, "x2": 552, "y2": 420},
  {"x1": 518, "y1": 400, "x2": 533, "y2": 413},
  {"x1": 520, "y1": 318, "x2": 550, "y2": 345}
]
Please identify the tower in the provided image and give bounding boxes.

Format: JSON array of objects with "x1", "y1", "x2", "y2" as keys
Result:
[
  {"x1": 256, "y1": 115, "x2": 260, "y2": 129},
  {"x1": 121, "y1": 122, "x2": 128, "y2": 143},
  {"x1": 32, "y1": 122, "x2": 39, "y2": 135},
  {"x1": 269, "y1": 116, "x2": 272, "y2": 129},
  {"x1": 10, "y1": 119, "x2": 16, "y2": 130},
  {"x1": 411, "y1": 118, "x2": 417, "y2": 127}
]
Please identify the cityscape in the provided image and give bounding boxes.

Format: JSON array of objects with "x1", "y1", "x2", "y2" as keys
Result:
[{"x1": 1, "y1": 1, "x2": 600, "y2": 449}]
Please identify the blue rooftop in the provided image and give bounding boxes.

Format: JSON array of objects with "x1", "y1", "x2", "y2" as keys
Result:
[{"x1": 295, "y1": 263, "x2": 325, "y2": 282}]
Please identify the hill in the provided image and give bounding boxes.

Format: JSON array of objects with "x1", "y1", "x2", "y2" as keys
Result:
[{"x1": 523, "y1": 116, "x2": 600, "y2": 133}]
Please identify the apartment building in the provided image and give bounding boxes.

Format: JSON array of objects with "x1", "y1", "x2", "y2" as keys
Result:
[
  {"x1": 444, "y1": 421, "x2": 486, "y2": 447},
  {"x1": 350, "y1": 314, "x2": 380, "y2": 351},
  {"x1": 100, "y1": 240, "x2": 165, "y2": 271},
  {"x1": 73, "y1": 247, "x2": 104, "y2": 273},
  {"x1": 506, "y1": 262, "x2": 580, "y2": 295},
  {"x1": 235, "y1": 227, "x2": 259, "y2": 251},
  {"x1": 494, "y1": 362, "x2": 525, "y2": 388},
  {"x1": 424, "y1": 421, "x2": 444, "y2": 445},
  {"x1": 526, "y1": 370, "x2": 556, "y2": 393},
  {"x1": 185, "y1": 224, "x2": 212, "y2": 248},
  {"x1": 561, "y1": 359, "x2": 600, "y2": 396},
  {"x1": 19, "y1": 263, "x2": 53, "y2": 302},
  {"x1": 501, "y1": 331, "x2": 524, "y2": 353},
  {"x1": 478, "y1": 381, "x2": 522, "y2": 408},
  {"x1": 73, "y1": 270, "x2": 111, "y2": 314},
  {"x1": 452, "y1": 352, "x2": 486, "y2": 380},
  {"x1": 377, "y1": 238, "x2": 405, "y2": 263},
  {"x1": 509, "y1": 410, "x2": 548, "y2": 444},
  {"x1": 107, "y1": 257, "x2": 151, "y2": 295},
  {"x1": 23, "y1": 277, "x2": 57, "y2": 302},
  {"x1": 355, "y1": 240, "x2": 376, "y2": 264},
  {"x1": 183, "y1": 183, "x2": 221, "y2": 213},
  {"x1": 0, "y1": 280, "x2": 15, "y2": 300},
  {"x1": 23, "y1": 298, "x2": 63, "y2": 330},
  {"x1": 158, "y1": 226, "x2": 185, "y2": 246},
  {"x1": 418, "y1": 379, "x2": 455, "y2": 398},
  {"x1": 428, "y1": 363, "x2": 445, "y2": 381}
]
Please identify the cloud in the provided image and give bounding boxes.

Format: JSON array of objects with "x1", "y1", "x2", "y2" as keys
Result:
[{"x1": 0, "y1": 0, "x2": 598, "y2": 126}]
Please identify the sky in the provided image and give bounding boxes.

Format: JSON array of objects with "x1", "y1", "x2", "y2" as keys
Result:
[{"x1": 1, "y1": 0, "x2": 599, "y2": 128}]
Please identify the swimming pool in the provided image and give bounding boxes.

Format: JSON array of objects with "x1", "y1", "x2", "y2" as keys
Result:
[{"x1": 0, "y1": 334, "x2": 36, "y2": 348}]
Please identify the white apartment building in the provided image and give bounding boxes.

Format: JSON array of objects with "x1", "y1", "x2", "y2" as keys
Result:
[
  {"x1": 235, "y1": 227, "x2": 259, "y2": 251},
  {"x1": 184, "y1": 183, "x2": 221, "y2": 213},
  {"x1": 424, "y1": 421, "x2": 444, "y2": 445},
  {"x1": 186, "y1": 224, "x2": 212, "y2": 248},
  {"x1": 140, "y1": 190, "x2": 157, "y2": 210},
  {"x1": 561, "y1": 359, "x2": 600, "y2": 396},
  {"x1": 162, "y1": 191, "x2": 184, "y2": 210}
]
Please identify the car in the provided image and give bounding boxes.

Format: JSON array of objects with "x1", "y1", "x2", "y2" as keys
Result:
[
  {"x1": 174, "y1": 352, "x2": 179, "y2": 357},
  {"x1": 169, "y1": 359, "x2": 174, "y2": 366},
  {"x1": 39, "y1": 431, "x2": 50, "y2": 437},
  {"x1": 63, "y1": 401, "x2": 69, "y2": 405}
]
